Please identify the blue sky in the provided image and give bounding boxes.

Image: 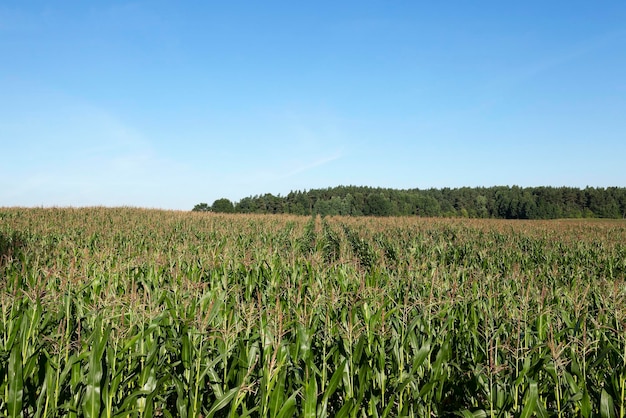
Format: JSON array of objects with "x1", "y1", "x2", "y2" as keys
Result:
[{"x1": 1, "y1": 1, "x2": 625, "y2": 209}]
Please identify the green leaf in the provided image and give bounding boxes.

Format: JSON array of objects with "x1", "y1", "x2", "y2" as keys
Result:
[
  {"x1": 207, "y1": 386, "x2": 239, "y2": 417},
  {"x1": 381, "y1": 394, "x2": 397, "y2": 418},
  {"x1": 7, "y1": 337, "x2": 24, "y2": 418},
  {"x1": 563, "y1": 371, "x2": 580, "y2": 395},
  {"x1": 34, "y1": 357, "x2": 54, "y2": 418},
  {"x1": 410, "y1": 338, "x2": 431, "y2": 373},
  {"x1": 172, "y1": 375, "x2": 188, "y2": 418},
  {"x1": 275, "y1": 390, "x2": 299, "y2": 418},
  {"x1": 82, "y1": 322, "x2": 110, "y2": 418},
  {"x1": 323, "y1": 359, "x2": 345, "y2": 401},
  {"x1": 536, "y1": 313, "x2": 548, "y2": 341},
  {"x1": 520, "y1": 381, "x2": 538, "y2": 418},
  {"x1": 457, "y1": 411, "x2": 486, "y2": 418},
  {"x1": 334, "y1": 399, "x2": 355, "y2": 418},
  {"x1": 304, "y1": 375, "x2": 318, "y2": 418},
  {"x1": 581, "y1": 389, "x2": 592, "y2": 418},
  {"x1": 600, "y1": 389, "x2": 616, "y2": 418}
]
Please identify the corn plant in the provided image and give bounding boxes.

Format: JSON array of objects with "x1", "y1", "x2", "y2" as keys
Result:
[{"x1": 0, "y1": 208, "x2": 624, "y2": 416}]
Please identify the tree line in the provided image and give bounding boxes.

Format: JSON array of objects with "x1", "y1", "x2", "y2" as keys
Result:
[{"x1": 193, "y1": 186, "x2": 626, "y2": 219}]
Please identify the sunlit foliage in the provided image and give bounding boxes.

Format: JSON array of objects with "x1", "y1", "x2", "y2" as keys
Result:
[{"x1": 1, "y1": 208, "x2": 625, "y2": 416}]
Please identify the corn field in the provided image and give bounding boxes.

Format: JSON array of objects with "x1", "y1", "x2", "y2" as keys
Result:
[{"x1": 1, "y1": 207, "x2": 625, "y2": 417}]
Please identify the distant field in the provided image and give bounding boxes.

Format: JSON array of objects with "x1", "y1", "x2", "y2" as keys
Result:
[{"x1": 1, "y1": 208, "x2": 625, "y2": 417}]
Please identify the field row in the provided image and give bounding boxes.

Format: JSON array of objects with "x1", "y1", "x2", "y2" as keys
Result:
[{"x1": 1, "y1": 208, "x2": 625, "y2": 417}]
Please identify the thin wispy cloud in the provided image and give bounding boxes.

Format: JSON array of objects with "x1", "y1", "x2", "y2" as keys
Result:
[
  {"x1": 480, "y1": 29, "x2": 626, "y2": 104},
  {"x1": 414, "y1": 28, "x2": 626, "y2": 144},
  {"x1": 284, "y1": 151, "x2": 343, "y2": 178},
  {"x1": 0, "y1": 86, "x2": 192, "y2": 207}
]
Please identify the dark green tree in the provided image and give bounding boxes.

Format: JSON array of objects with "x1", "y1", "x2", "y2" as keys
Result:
[
  {"x1": 366, "y1": 193, "x2": 392, "y2": 216},
  {"x1": 212, "y1": 198, "x2": 235, "y2": 213},
  {"x1": 220, "y1": 185, "x2": 626, "y2": 219},
  {"x1": 192, "y1": 203, "x2": 211, "y2": 212},
  {"x1": 236, "y1": 197, "x2": 256, "y2": 213}
]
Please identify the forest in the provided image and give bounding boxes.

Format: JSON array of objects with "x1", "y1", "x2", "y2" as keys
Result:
[{"x1": 194, "y1": 186, "x2": 626, "y2": 219}]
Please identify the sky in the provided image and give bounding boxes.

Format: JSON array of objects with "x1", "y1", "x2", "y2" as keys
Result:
[{"x1": 1, "y1": 1, "x2": 625, "y2": 210}]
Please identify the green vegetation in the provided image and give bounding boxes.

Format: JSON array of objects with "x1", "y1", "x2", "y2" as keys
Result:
[
  {"x1": 211, "y1": 199, "x2": 236, "y2": 214},
  {"x1": 1, "y1": 207, "x2": 625, "y2": 416},
  {"x1": 192, "y1": 203, "x2": 211, "y2": 212},
  {"x1": 204, "y1": 185, "x2": 626, "y2": 219}
]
